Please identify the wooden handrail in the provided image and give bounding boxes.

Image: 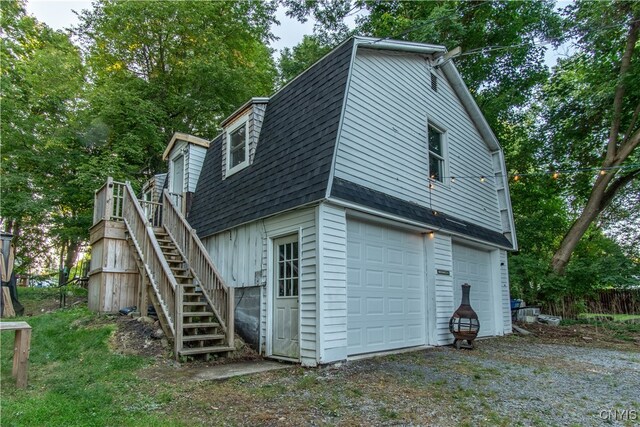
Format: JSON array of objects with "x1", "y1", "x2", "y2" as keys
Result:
[
  {"x1": 161, "y1": 189, "x2": 234, "y2": 346},
  {"x1": 121, "y1": 183, "x2": 181, "y2": 352}
]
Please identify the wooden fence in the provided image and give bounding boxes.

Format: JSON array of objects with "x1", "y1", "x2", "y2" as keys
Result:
[{"x1": 542, "y1": 289, "x2": 640, "y2": 319}]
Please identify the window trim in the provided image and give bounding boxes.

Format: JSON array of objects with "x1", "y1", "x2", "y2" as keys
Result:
[
  {"x1": 225, "y1": 115, "x2": 249, "y2": 177},
  {"x1": 427, "y1": 121, "x2": 449, "y2": 187}
]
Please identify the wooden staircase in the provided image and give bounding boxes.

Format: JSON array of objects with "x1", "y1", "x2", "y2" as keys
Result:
[
  {"x1": 98, "y1": 179, "x2": 234, "y2": 360},
  {"x1": 153, "y1": 229, "x2": 233, "y2": 357}
]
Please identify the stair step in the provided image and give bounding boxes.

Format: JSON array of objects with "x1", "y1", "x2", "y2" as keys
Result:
[
  {"x1": 174, "y1": 274, "x2": 193, "y2": 279},
  {"x1": 183, "y1": 292, "x2": 202, "y2": 297},
  {"x1": 183, "y1": 322, "x2": 220, "y2": 329},
  {"x1": 183, "y1": 311, "x2": 214, "y2": 317},
  {"x1": 166, "y1": 259, "x2": 183, "y2": 264},
  {"x1": 182, "y1": 334, "x2": 225, "y2": 342},
  {"x1": 183, "y1": 302, "x2": 208, "y2": 306},
  {"x1": 178, "y1": 346, "x2": 235, "y2": 356}
]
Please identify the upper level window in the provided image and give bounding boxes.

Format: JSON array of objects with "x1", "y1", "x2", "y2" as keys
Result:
[
  {"x1": 428, "y1": 125, "x2": 445, "y2": 182},
  {"x1": 226, "y1": 116, "x2": 249, "y2": 176}
]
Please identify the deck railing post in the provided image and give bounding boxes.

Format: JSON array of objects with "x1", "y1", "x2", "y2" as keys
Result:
[
  {"x1": 227, "y1": 287, "x2": 235, "y2": 349},
  {"x1": 104, "y1": 177, "x2": 114, "y2": 221}
]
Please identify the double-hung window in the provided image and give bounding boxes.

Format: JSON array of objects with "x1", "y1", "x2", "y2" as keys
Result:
[
  {"x1": 226, "y1": 116, "x2": 249, "y2": 176},
  {"x1": 428, "y1": 125, "x2": 445, "y2": 182}
]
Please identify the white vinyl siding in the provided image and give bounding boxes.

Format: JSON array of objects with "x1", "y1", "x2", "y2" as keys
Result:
[
  {"x1": 334, "y1": 48, "x2": 503, "y2": 231},
  {"x1": 187, "y1": 145, "x2": 207, "y2": 193},
  {"x1": 432, "y1": 234, "x2": 455, "y2": 345},
  {"x1": 317, "y1": 203, "x2": 348, "y2": 363},
  {"x1": 202, "y1": 207, "x2": 318, "y2": 366},
  {"x1": 167, "y1": 139, "x2": 207, "y2": 194},
  {"x1": 500, "y1": 250, "x2": 512, "y2": 334}
]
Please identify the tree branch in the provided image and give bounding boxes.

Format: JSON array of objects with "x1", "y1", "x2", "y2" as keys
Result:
[
  {"x1": 599, "y1": 168, "x2": 640, "y2": 211},
  {"x1": 614, "y1": 127, "x2": 640, "y2": 165},
  {"x1": 623, "y1": 102, "x2": 640, "y2": 145},
  {"x1": 606, "y1": 19, "x2": 639, "y2": 162}
]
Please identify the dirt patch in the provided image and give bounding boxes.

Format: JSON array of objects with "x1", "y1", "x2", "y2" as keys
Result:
[{"x1": 109, "y1": 315, "x2": 168, "y2": 358}]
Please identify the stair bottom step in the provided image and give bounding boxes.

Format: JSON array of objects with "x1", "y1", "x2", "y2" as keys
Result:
[{"x1": 179, "y1": 346, "x2": 235, "y2": 356}]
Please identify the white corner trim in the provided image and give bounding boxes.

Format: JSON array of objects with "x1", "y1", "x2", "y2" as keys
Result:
[{"x1": 326, "y1": 39, "x2": 359, "y2": 199}]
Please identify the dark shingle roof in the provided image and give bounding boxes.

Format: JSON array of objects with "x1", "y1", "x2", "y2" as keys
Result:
[
  {"x1": 331, "y1": 177, "x2": 513, "y2": 248},
  {"x1": 188, "y1": 39, "x2": 354, "y2": 237}
]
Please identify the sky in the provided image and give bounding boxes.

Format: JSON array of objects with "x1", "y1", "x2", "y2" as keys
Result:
[
  {"x1": 24, "y1": 0, "x2": 316, "y2": 54},
  {"x1": 25, "y1": 0, "x2": 569, "y2": 68}
]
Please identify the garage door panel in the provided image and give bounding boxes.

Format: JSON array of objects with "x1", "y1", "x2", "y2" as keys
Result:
[
  {"x1": 453, "y1": 244, "x2": 494, "y2": 337},
  {"x1": 347, "y1": 219, "x2": 426, "y2": 355}
]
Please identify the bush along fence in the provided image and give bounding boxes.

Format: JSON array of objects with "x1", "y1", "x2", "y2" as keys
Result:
[{"x1": 542, "y1": 289, "x2": 640, "y2": 320}]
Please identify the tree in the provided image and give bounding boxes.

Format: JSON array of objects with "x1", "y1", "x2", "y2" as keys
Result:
[
  {"x1": 1, "y1": 0, "x2": 88, "y2": 273},
  {"x1": 278, "y1": 35, "x2": 333, "y2": 84},
  {"x1": 544, "y1": 1, "x2": 640, "y2": 274},
  {"x1": 75, "y1": 0, "x2": 278, "y2": 181}
]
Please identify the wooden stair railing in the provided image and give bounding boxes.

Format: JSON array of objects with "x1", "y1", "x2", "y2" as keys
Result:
[
  {"x1": 121, "y1": 182, "x2": 182, "y2": 356},
  {"x1": 161, "y1": 189, "x2": 235, "y2": 349}
]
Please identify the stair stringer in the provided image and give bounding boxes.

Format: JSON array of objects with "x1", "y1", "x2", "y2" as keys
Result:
[{"x1": 123, "y1": 219, "x2": 176, "y2": 340}]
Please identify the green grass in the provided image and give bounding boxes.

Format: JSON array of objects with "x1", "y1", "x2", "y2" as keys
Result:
[
  {"x1": 577, "y1": 313, "x2": 640, "y2": 323},
  {"x1": 1, "y1": 290, "x2": 183, "y2": 427}
]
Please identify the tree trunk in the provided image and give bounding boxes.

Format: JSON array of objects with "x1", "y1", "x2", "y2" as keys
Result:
[{"x1": 551, "y1": 174, "x2": 609, "y2": 275}]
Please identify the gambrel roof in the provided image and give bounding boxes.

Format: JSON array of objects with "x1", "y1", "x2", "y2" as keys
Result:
[
  {"x1": 188, "y1": 39, "x2": 354, "y2": 236},
  {"x1": 188, "y1": 37, "x2": 515, "y2": 249}
]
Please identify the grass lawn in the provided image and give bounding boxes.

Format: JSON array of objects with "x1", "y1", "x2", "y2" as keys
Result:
[
  {"x1": 1, "y1": 289, "x2": 183, "y2": 426},
  {"x1": 577, "y1": 313, "x2": 640, "y2": 323}
]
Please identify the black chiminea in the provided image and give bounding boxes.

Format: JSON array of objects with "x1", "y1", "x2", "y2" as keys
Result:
[{"x1": 449, "y1": 283, "x2": 480, "y2": 349}]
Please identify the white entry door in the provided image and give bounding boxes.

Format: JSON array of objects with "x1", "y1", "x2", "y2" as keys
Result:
[
  {"x1": 172, "y1": 155, "x2": 184, "y2": 211},
  {"x1": 272, "y1": 234, "x2": 300, "y2": 359},
  {"x1": 346, "y1": 219, "x2": 426, "y2": 355},
  {"x1": 452, "y1": 243, "x2": 494, "y2": 337}
]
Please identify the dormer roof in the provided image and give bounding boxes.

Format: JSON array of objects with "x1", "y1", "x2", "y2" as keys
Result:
[{"x1": 162, "y1": 132, "x2": 210, "y2": 161}]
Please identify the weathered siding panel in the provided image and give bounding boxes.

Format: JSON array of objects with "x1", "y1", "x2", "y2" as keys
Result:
[
  {"x1": 201, "y1": 207, "x2": 318, "y2": 366},
  {"x1": 317, "y1": 203, "x2": 348, "y2": 363},
  {"x1": 335, "y1": 48, "x2": 502, "y2": 231},
  {"x1": 88, "y1": 220, "x2": 139, "y2": 313}
]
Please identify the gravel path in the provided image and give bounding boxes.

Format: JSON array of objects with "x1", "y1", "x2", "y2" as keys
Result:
[{"x1": 346, "y1": 338, "x2": 640, "y2": 426}]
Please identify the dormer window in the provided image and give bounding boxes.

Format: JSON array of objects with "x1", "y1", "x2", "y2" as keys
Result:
[{"x1": 226, "y1": 116, "x2": 249, "y2": 176}]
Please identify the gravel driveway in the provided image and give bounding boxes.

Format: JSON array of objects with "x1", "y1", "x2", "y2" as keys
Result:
[
  {"x1": 145, "y1": 334, "x2": 640, "y2": 426},
  {"x1": 348, "y1": 338, "x2": 640, "y2": 426}
]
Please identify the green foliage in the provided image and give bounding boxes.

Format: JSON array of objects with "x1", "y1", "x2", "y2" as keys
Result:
[
  {"x1": 75, "y1": 0, "x2": 278, "y2": 180},
  {"x1": 284, "y1": 0, "x2": 563, "y2": 129},
  {"x1": 1, "y1": 0, "x2": 89, "y2": 272},
  {"x1": 2, "y1": 0, "x2": 279, "y2": 274},
  {"x1": 278, "y1": 35, "x2": 333, "y2": 84}
]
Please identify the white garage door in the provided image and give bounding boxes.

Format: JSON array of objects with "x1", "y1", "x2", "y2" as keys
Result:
[
  {"x1": 347, "y1": 219, "x2": 425, "y2": 355},
  {"x1": 452, "y1": 243, "x2": 494, "y2": 337}
]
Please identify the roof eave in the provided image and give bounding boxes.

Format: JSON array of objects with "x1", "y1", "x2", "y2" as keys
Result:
[
  {"x1": 439, "y1": 61, "x2": 501, "y2": 152},
  {"x1": 162, "y1": 132, "x2": 211, "y2": 160},
  {"x1": 219, "y1": 97, "x2": 270, "y2": 128},
  {"x1": 354, "y1": 36, "x2": 447, "y2": 55}
]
